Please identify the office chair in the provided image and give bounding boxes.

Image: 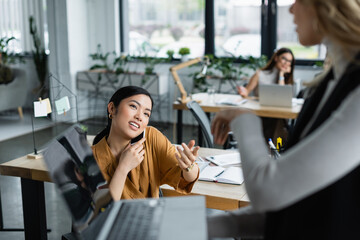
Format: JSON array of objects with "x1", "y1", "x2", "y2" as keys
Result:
[
  {"x1": 186, "y1": 100, "x2": 238, "y2": 149},
  {"x1": 186, "y1": 100, "x2": 214, "y2": 148}
]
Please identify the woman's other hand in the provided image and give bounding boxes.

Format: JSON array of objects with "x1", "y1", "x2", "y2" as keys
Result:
[
  {"x1": 110, "y1": 138, "x2": 146, "y2": 201},
  {"x1": 211, "y1": 108, "x2": 253, "y2": 145},
  {"x1": 279, "y1": 65, "x2": 292, "y2": 85},
  {"x1": 118, "y1": 138, "x2": 146, "y2": 173},
  {"x1": 176, "y1": 140, "x2": 200, "y2": 182}
]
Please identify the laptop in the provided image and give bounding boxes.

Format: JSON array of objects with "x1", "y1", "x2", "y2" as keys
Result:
[
  {"x1": 259, "y1": 84, "x2": 293, "y2": 108},
  {"x1": 43, "y1": 125, "x2": 207, "y2": 240}
]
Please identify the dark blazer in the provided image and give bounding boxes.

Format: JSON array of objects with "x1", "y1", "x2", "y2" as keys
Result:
[{"x1": 264, "y1": 54, "x2": 360, "y2": 239}]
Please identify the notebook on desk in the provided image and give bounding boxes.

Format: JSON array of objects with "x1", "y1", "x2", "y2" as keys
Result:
[
  {"x1": 43, "y1": 125, "x2": 207, "y2": 240},
  {"x1": 199, "y1": 165, "x2": 244, "y2": 185},
  {"x1": 259, "y1": 84, "x2": 293, "y2": 108}
]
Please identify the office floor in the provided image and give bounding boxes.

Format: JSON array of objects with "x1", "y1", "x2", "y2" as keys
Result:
[{"x1": 0, "y1": 110, "x2": 202, "y2": 240}]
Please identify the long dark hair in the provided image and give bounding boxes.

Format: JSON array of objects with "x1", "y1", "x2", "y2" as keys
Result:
[
  {"x1": 93, "y1": 86, "x2": 154, "y2": 145},
  {"x1": 262, "y1": 47, "x2": 295, "y2": 85}
]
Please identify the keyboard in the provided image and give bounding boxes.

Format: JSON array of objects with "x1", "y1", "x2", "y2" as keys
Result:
[{"x1": 107, "y1": 200, "x2": 164, "y2": 240}]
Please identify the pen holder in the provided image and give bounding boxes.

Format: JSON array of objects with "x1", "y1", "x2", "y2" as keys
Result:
[{"x1": 278, "y1": 147, "x2": 285, "y2": 153}]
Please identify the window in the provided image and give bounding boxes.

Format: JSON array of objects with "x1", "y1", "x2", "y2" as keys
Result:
[
  {"x1": 0, "y1": 0, "x2": 24, "y2": 53},
  {"x1": 127, "y1": 0, "x2": 205, "y2": 58},
  {"x1": 215, "y1": 0, "x2": 261, "y2": 58},
  {"x1": 277, "y1": 0, "x2": 326, "y2": 60},
  {"x1": 122, "y1": 0, "x2": 325, "y2": 63},
  {"x1": 0, "y1": 0, "x2": 48, "y2": 53}
]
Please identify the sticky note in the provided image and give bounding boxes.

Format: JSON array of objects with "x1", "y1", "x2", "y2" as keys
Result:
[
  {"x1": 34, "y1": 100, "x2": 48, "y2": 117},
  {"x1": 42, "y1": 98, "x2": 52, "y2": 114},
  {"x1": 55, "y1": 96, "x2": 71, "y2": 115}
]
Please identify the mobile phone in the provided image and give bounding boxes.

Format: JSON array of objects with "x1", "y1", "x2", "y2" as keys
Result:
[{"x1": 131, "y1": 130, "x2": 145, "y2": 145}]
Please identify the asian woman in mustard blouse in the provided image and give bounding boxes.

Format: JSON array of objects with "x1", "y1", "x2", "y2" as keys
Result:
[{"x1": 92, "y1": 86, "x2": 200, "y2": 201}]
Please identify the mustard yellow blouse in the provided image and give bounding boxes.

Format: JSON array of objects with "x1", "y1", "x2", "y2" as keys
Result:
[{"x1": 92, "y1": 126, "x2": 198, "y2": 199}]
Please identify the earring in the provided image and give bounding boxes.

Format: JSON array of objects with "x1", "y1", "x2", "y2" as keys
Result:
[{"x1": 108, "y1": 113, "x2": 112, "y2": 119}]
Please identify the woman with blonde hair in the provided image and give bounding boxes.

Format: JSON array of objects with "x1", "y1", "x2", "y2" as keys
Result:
[{"x1": 208, "y1": 0, "x2": 360, "y2": 238}]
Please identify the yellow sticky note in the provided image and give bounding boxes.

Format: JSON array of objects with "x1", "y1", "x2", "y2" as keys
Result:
[{"x1": 42, "y1": 98, "x2": 52, "y2": 114}]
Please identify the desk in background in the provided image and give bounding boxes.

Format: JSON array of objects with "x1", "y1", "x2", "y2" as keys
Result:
[
  {"x1": 0, "y1": 144, "x2": 249, "y2": 240},
  {"x1": 173, "y1": 93, "x2": 302, "y2": 143}
]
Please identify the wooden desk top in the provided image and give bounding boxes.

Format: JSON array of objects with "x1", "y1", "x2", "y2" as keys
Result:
[
  {"x1": 0, "y1": 140, "x2": 249, "y2": 210},
  {"x1": 173, "y1": 93, "x2": 302, "y2": 119},
  {"x1": 0, "y1": 154, "x2": 51, "y2": 182}
]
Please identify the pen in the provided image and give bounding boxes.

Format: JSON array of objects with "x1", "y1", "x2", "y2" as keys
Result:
[
  {"x1": 206, "y1": 156, "x2": 219, "y2": 166},
  {"x1": 268, "y1": 138, "x2": 277, "y2": 149},
  {"x1": 268, "y1": 138, "x2": 281, "y2": 159},
  {"x1": 214, "y1": 170, "x2": 225, "y2": 178},
  {"x1": 239, "y1": 99, "x2": 248, "y2": 104}
]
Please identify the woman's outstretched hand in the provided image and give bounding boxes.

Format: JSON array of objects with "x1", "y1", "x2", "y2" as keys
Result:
[{"x1": 176, "y1": 140, "x2": 200, "y2": 182}]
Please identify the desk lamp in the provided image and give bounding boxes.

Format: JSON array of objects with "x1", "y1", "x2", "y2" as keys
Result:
[{"x1": 170, "y1": 56, "x2": 210, "y2": 103}]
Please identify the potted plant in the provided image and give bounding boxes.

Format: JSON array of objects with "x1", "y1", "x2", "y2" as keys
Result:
[
  {"x1": 0, "y1": 36, "x2": 27, "y2": 118},
  {"x1": 178, "y1": 47, "x2": 190, "y2": 62},
  {"x1": 113, "y1": 54, "x2": 131, "y2": 75},
  {"x1": 0, "y1": 37, "x2": 23, "y2": 84},
  {"x1": 166, "y1": 50, "x2": 174, "y2": 61},
  {"x1": 89, "y1": 44, "x2": 112, "y2": 72},
  {"x1": 190, "y1": 54, "x2": 268, "y2": 93}
]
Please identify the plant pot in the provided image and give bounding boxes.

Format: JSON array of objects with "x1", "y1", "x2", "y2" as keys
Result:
[{"x1": 181, "y1": 55, "x2": 189, "y2": 62}]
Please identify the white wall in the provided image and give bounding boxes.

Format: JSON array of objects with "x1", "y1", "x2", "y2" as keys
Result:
[
  {"x1": 66, "y1": 0, "x2": 91, "y2": 121},
  {"x1": 294, "y1": 66, "x2": 323, "y2": 84},
  {"x1": 67, "y1": 0, "x2": 90, "y2": 79}
]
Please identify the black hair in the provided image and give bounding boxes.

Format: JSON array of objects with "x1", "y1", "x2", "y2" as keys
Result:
[
  {"x1": 262, "y1": 47, "x2": 295, "y2": 85},
  {"x1": 93, "y1": 86, "x2": 154, "y2": 145}
]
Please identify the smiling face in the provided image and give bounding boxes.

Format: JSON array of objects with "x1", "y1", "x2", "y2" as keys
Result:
[
  {"x1": 290, "y1": 0, "x2": 324, "y2": 46},
  {"x1": 108, "y1": 94, "x2": 152, "y2": 140},
  {"x1": 275, "y1": 52, "x2": 293, "y2": 73}
]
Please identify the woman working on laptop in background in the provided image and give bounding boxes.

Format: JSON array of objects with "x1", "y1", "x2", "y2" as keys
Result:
[
  {"x1": 92, "y1": 86, "x2": 199, "y2": 201},
  {"x1": 237, "y1": 47, "x2": 295, "y2": 98},
  {"x1": 208, "y1": 0, "x2": 360, "y2": 238},
  {"x1": 238, "y1": 47, "x2": 295, "y2": 141}
]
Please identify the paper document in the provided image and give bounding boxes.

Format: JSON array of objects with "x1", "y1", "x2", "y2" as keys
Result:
[
  {"x1": 292, "y1": 98, "x2": 304, "y2": 105},
  {"x1": 33, "y1": 98, "x2": 52, "y2": 117},
  {"x1": 199, "y1": 166, "x2": 244, "y2": 185},
  {"x1": 216, "y1": 97, "x2": 247, "y2": 106},
  {"x1": 34, "y1": 100, "x2": 48, "y2": 117},
  {"x1": 206, "y1": 152, "x2": 241, "y2": 166},
  {"x1": 196, "y1": 161, "x2": 210, "y2": 172}
]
